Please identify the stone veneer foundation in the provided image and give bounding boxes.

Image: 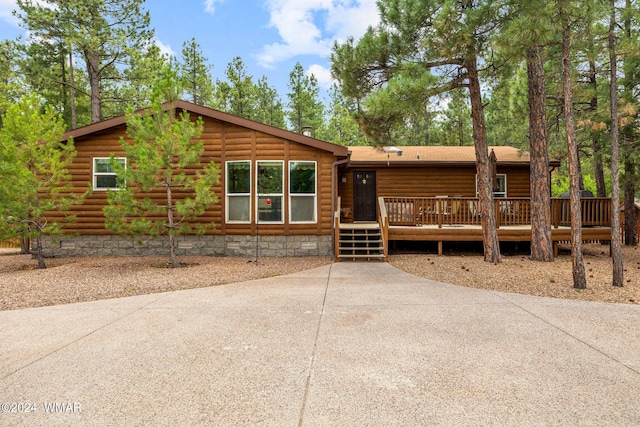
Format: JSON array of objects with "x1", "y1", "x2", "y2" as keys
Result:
[{"x1": 42, "y1": 235, "x2": 333, "y2": 258}]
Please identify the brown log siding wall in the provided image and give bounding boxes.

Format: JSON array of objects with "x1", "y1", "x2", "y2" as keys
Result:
[{"x1": 55, "y1": 116, "x2": 335, "y2": 237}]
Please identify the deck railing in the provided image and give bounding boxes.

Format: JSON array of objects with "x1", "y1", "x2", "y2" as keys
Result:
[
  {"x1": 334, "y1": 197, "x2": 341, "y2": 258},
  {"x1": 377, "y1": 196, "x2": 389, "y2": 260},
  {"x1": 0, "y1": 238, "x2": 20, "y2": 249},
  {"x1": 382, "y1": 197, "x2": 612, "y2": 228}
]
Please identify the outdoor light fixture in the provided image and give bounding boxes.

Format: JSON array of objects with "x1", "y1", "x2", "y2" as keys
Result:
[{"x1": 301, "y1": 126, "x2": 313, "y2": 137}]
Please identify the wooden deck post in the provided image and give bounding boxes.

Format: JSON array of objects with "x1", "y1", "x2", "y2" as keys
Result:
[{"x1": 438, "y1": 241, "x2": 443, "y2": 256}]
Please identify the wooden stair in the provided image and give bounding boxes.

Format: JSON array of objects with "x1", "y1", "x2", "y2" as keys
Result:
[{"x1": 337, "y1": 223, "x2": 385, "y2": 261}]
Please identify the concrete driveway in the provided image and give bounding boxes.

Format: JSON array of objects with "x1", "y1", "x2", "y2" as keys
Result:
[{"x1": 1, "y1": 262, "x2": 640, "y2": 426}]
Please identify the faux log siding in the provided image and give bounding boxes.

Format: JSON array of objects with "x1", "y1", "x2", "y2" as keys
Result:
[
  {"x1": 56, "y1": 116, "x2": 335, "y2": 236},
  {"x1": 338, "y1": 169, "x2": 354, "y2": 215},
  {"x1": 501, "y1": 166, "x2": 530, "y2": 197},
  {"x1": 339, "y1": 166, "x2": 531, "y2": 213}
]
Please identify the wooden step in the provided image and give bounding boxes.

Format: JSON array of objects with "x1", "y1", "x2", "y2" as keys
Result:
[
  {"x1": 337, "y1": 253, "x2": 385, "y2": 259},
  {"x1": 336, "y1": 221, "x2": 386, "y2": 262}
]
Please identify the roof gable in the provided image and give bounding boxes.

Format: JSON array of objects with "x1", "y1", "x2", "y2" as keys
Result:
[{"x1": 62, "y1": 100, "x2": 349, "y2": 157}]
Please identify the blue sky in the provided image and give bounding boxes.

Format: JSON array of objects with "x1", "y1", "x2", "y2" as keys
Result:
[{"x1": 0, "y1": 0, "x2": 380, "y2": 101}]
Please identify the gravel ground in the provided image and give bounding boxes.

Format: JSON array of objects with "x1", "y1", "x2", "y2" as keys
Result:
[
  {"x1": 1, "y1": 243, "x2": 638, "y2": 311},
  {"x1": 391, "y1": 243, "x2": 640, "y2": 305},
  {"x1": 0, "y1": 252, "x2": 331, "y2": 311}
]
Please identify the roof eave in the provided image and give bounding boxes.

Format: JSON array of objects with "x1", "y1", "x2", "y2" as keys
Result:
[
  {"x1": 348, "y1": 160, "x2": 539, "y2": 168},
  {"x1": 62, "y1": 100, "x2": 349, "y2": 158}
]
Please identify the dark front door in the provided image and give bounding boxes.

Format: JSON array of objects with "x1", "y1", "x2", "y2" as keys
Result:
[{"x1": 353, "y1": 171, "x2": 376, "y2": 221}]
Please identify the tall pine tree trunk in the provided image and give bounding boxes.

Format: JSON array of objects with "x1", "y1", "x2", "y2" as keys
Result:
[
  {"x1": 85, "y1": 50, "x2": 102, "y2": 123},
  {"x1": 69, "y1": 49, "x2": 77, "y2": 129},
  {"x1": 527, "y1": 45, "x2": 554, "y2": 262},
  {"x1": 622, "y1": 0, "x2": 638, "y2": 246},
  {"x1": 608, "y1": 0, "x2": 623, "y2": 287},
  {"x1": 166, "y1": 180, "x2": 180, "y2": 268},
  {"x1": 624, "y1": 158, "x2": 637, "y2": 245},
  {"x1": 33, "y1": 194, "x2": 46, "y2": 269},
  {"x1": 561, "y1": 21, "x2": 587, "y2": 289},
  {"x1": 588, "y1": 59, "x2": 606, "y2": 197},
  {"x1": 467, "y1": 58, "x2": 500, "y2": 263}
]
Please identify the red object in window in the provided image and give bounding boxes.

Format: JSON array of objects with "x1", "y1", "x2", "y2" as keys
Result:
[{"x1": 266, "y1": 198, "x2": 271, "y2": 206}]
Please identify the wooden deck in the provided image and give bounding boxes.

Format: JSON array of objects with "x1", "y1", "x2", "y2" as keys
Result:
[
  {"x1": 388, "y1": 223, "x2": 611, "y2": 241},
  {"x1": 382, "y1": 196, "x2": 612, "y2": 229},
  {"x1": 388, "y1": 223, "x2": 612, "y2": 255},
  {"x1": 353, "y1": 197, "x2": 612, "y2": 257}
]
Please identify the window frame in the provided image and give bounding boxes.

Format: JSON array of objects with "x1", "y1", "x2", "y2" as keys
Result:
[
  {"x1": 288, "y1": 160, "x2": 317, "y2": 224},
  {"x1": 476, "y1": 173, "x2": 507, "y2": 198},
  {"x1": 93, "y1": 157, "x2": 126, "y2": 191},
  {"x1": 256, "y1": 160, "x2": 284, "y2": 224},
  {"x1": 225, "y1": 160, "x2": 252, "y2": 224}
]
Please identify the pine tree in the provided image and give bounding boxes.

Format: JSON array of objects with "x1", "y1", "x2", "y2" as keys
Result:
[
  {"x1": 317, "y1": 84, "x2": 366, "y2": 146},
  {"x1": 558, "y1": 0, "x2": 587, "y2": 289},
  {"x1": 435, "y1": 89, "x2": 473, "y2": 147},
  {"x1": 12, "y1": 3, "x2": 89, "y2": 128},
  {"x1": 0, "y1": 41, "x2": 26, "y2": 128},
  {"x1": 214, "y1": 57, "x2": 257, "y2": 119},
  {"x1": 179, "y1": 38, "x2": 215, "y2": 106},
  {"x1": 286, "y1": 62, "x2": 324, "y2": 134},
  {"x1": 496, "y1": 0, "x2": 557, "y2": 262},
  {"x1": 16, "y1": 0, "x2": 154, "y2": 123},
  {"x1": 118, "y1": 44, "x2": 170, "y2": 112},
  {"x1": 609, "y1": 0, "x2": 624, "y2": 287},
  {"x1": 621, "y1": 0, "x2": 639, "y2": 246},
  {"x1": 254, "y1": 76, "x2": 286, "y2": 128},
  {"x1": 0, "y1": 95, "x2": 84, "y2": 268},
  {"x1": 103, "y1": 66, "x2": 219, "y2": 268},
  {"x1": 331, "y1": 0, "x2": 502, "y2": 262}
]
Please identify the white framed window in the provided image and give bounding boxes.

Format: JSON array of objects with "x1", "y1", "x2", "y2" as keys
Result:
[
  {"x1": 93, "y1": 157, "x2": 126, "y2": 190},
  {"x1": 226, "y1": 161, "x2": 251, "y2": 223},
  {"x1": 257, "y1": 161, "x2": 284, "y2": 223},
  {"x1": 289, "y1": 161, "x2": 317, "y2": 223},
  {"x1": 476, "y1": 174, "x2": 507, "y2": 198}
]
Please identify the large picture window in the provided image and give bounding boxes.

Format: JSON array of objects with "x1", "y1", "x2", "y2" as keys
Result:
[
  {"x1": 93, "y1": 157, "x2": 125, "y2": 190},
  {"x1": 226, "y1": 161, "x2": 251, "y2": 223},
  {"x1": 257, "y1": 161, "x2": 283, "y2": 223},
  {"x1": 289, "y1": 161, "x2": 316, "y2": 223}
]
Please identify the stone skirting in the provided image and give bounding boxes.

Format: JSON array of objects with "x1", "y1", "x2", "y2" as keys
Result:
[{"x1": 41, "y1": 234, "x2": 333, "y2": 258}]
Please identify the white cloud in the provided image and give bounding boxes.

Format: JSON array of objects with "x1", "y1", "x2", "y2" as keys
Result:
[
  {"x1": 203, "y1": 0, "x2": 225, "y2": 14},
  {"x1": 1, "y1": 0, "x2": 63, "y2": 28},
  {"x1": 154, "y1": 38, "x2": 175, "y2": 57},
  {"x1": 307, "y1": 64, "x2": 334, "y2": 89},
  {"x1": 326, "y1": 0, "x2": 379, "y2": 43},
  {"x1": 0, "y1": 0, "x2": 20, "y2": 26},
  {"x1": 257, "y1": 0, "x2": 379, "y2": 68}
]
